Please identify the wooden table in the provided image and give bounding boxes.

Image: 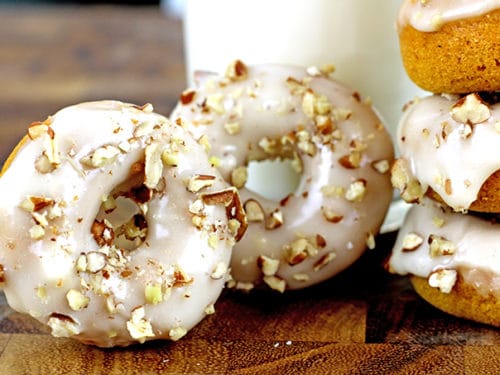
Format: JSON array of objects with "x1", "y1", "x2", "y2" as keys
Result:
[{"x1": 0, "y1": 5, "x2": 498, "y2": 375}]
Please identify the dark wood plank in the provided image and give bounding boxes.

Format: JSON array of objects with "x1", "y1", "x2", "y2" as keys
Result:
[
  {"x1": 366, "y1": 277, "x2": 500, "y2": 345},
  {"x1": 0, "y1": 334, "x2": 11, "y2": 357},
  {"x1": 0, "y1": 5, "x2": 186, "y2": 167},
  {"x1": 1, "y1": 335, "x2": 490, "y2": 375},
  {"x1": 0, "y1": 334, "x2": 231, "y2": 375},
  {"x1": 191, "y1": 290, "x2": 366, "y2": 343},
  {"x1": 226, "y1": 344, "x2": 466, "y2": 375},
  {"x1": 464, "y1": 346, "x2": 500, "y2": 375}
]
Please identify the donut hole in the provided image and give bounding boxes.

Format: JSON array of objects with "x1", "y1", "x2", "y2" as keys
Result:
[
  {"x1": 101, "y1": 197, "x2": 147, "y2": 251},
  {"x1": 94, "y1": 171, "x2": 150, "y2": 252},
  {"x1": 245, "y1": 159, "x2": 301, "y2": 201}
]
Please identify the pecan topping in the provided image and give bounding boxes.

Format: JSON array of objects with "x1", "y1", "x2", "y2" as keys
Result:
[
  {"x1": 284, "y1": 238, "x2": 318, "y2": 265},
  {"x1": 27, "y1": 118, "x2": 52, "y2": 140},
  {"x1": 66, "y1": 289, "x2": 90, "y2": 311},
  {"x1": 257, "y1": 255, "x2": 280, "y2": 276},
  {"x1": 391, "y1": 158, "x2": 424, "y2": 204},
  {"x1": 169, "y1": 326, "x2": 187, "y2": 341},
  {"x1": 224, "y1": 122, "x2": 241, "y2": 135},
  {"x1": 313, "y1": 252, "x2": 337, "y2": 271},
  {"x1": 428, "y1": 269, "x2": 457, "y2": 294},
  {"x1": 321, "y1": 207, "x2": 344, "y2": 223},
  {"x1": 263, "y1": 275, "x2": 286, "y2": 293},
  {"x1": 345, "y1": 179, "x2": 367, "y2": 202},
  {"x1": 450, "y1": 93, "x2": 491, "y2": 125},
  {"x1": 338, "y1": 152, "x2": 361, "y2": 169},
  {"x1": 144, "y1": 142, "x2": 164, "y2": 189},
  {"x1": 145, "y1": 284, "x2": 163, "y2": 305},
  {"x1": 20, "y1": 196, "x2": 55, "y2": 212},
  {"x1": 48, "y1": 313, "x2": 80, "y2": 337},
  {"x1": 81, "y1": 145, "x2": 120, "y2": 169},
  {"x1": 243, "y1": 199, "x2": 265, "y2": 222},
  {"x1": 372, "y1": 159, "x2": 390, "y2": 174},
  {"x1": 126, "y1": 306, "x2": 155, "y2": 343},
  {"x1": 202, "y1": 188, "x2": 248, "y2": 241},
  {"x1": 173, "y1": 267, "x2": 194, "y2": 287},
  {"x1": 129, "y1": 184, "x2": 153, "y2": 204},
  {"x1": 180, "y1": 89, "x2": 196, "y2": 105},
  {"x1": 401, "y1": 232, "x2": 424, "y2": 252},
  {"x1": 0, "y1": 264, "x2": 5, "y2": 284},
  {"x1": 187, "y1": 174, "x2": 216, "y2": 193},
  {"x1": 132, "y1": 103, "x2": 154, "y2": 112},
  {"x1": 91, "y1": 220, "x2": 115, "y2": 247},
  {"x1": 265, "y1": 209, "x2": 284, "y2": 230},
  {"x1": 211, "y1": 262, "x2": 228, "y2": 280},
  {"x1": 428, "y1": 235, "x2": 456, "y2": 257},
  {"x1": 315, "y1": 234, "x2": 327, "y2": 248},
  {"x1": 231, "y1": 166, "x2": 248, "y2": 189},
  {"x1": 225, "y1": 59, "x2": 248, "y2": 81}
]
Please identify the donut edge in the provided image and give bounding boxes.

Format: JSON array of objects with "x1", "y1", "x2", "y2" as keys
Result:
[
  {"x1": 410, "y1": 274, "x2": 500, "y2": 327},
  {"x1": 399, "y1": 9, "x2": 500, "y2": 94},
  {"x1": 426, "y1": 167, "x2": 500, "y2": 213}
]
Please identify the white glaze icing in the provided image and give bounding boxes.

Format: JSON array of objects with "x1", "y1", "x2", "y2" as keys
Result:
[
  {"x1": 0, "y1": 101, "x2": 244, "y2": 347},
  {"x1": 171, "y1": 62, "x2": 394, "y2": 291},
  {"x1": 398, "y1": 0, "x2": 500, "y2": 31},
  {"x1": 396, "y1": 94, "x2": 500, "y2": 212},
  {"x1": 389, "y1": 199, "x2": 500, "y2": 297}
]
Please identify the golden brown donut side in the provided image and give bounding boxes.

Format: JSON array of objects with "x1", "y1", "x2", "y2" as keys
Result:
[
  {"x1": 388, "y1": 200, "x2": 500, "y2": 327},
  {"x1": 411, "y1": 275, "x2": 500, "y2": 327},
  {"x1": 473, "y1": 169, "x2": 500, "y2": 212},
  {"x1": 424, "y1": 169, "x2": 500, "y2": 213},
  {"x1": 0, "y1": 135, "x2": 29, "y2": 177},
  {"x1": 399, "y1": 10, "x2": 500, "y2": 94}
]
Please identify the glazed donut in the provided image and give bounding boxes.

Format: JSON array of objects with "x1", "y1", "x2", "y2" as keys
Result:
[
  {"x1": 392, "y1": 92, "x2": 500, "y2": 213},
  {"x1": 387, "y1": 199, "x2": 500, "y2": 327},
  {"x1": 171, "y1": 61, "x2": 394, "y2": 291},
  {"x1": 0, "y1": 101, "x2": 246, "y2": 347},
  {"x1": 398, "y1": 0, "x2": 500, "y2": 94}
]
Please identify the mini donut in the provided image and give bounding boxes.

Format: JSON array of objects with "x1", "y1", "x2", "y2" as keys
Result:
[
  {"x1": 387, "y1": 199, "x2": 500, "y2": 327},
  {"x1": 398, "y1": 0, "x2": 500, "y2": 94},
  {"x1": 0, "y1": 101, "x2": 246, "y2": 347},
  {"x1": 392, "y1": 92, "x2": 500, "y2": 213},
  {"x1": 171, "y1": 61, "x2": 394, "y2": 292}
]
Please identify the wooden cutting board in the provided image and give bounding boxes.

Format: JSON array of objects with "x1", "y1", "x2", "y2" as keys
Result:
[{"x1": 0, "y1": 233, "x2": 499, "y2": 374}]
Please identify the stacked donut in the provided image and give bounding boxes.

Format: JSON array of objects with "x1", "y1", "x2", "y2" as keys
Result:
[
  {"x1": 0, "y1": 63, "x2": 394, "y2": 347},
  {"x1": 388, "y1": 0, "x2": 500, "y2": 327}
]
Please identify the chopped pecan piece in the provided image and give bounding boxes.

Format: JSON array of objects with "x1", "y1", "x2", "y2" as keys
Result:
[
  {"x1": 428, "y1": 269, "x2": 457, "y2": 294},
  {"x1": 450, "y1": 93, "x2": 491, "y2": 125},
  {"x1": 225, "y1": 59, "x2": 248, "y2": 81},
  {"x1": 401, "y1": 232, "x2": 424, "y2": 252},
  {"x1": 187, "y1": 174, "x2": 216, "y2": 193},
  {"x1": 91, "y1": 220, "x2": 115, "y2": 247},
  {"x1": 244, "y1": 199, "x2": 265, "y2": 222}
]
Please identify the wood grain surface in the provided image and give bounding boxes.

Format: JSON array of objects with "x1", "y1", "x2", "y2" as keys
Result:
[{"x1": 0, "y1": 5, "x2": 498, "y2": 375}]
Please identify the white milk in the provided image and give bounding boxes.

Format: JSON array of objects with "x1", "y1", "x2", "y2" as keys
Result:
[{"x1": 183, "y1": 0, "x2": 425, "y2": 136}]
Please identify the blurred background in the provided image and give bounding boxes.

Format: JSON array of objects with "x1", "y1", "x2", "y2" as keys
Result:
[
  {"x1": 0, "y1": 1, "x2": 186, "y2": 16},
  {"x1": 0, "y1": 1, "x2": 161, "y2": 4},
  {"x1": 0, "y1": 0, "x2": 186, "y2": 165},
  {"x1": 0, "y1": 1, "x2": 186, "y2": 18}
]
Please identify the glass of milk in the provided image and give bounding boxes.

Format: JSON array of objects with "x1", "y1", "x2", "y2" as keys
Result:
[
  {"x1": 183, "y1": 0, "x2": 424, "y2": 136},
  {"x1": 183, "y1": 0, "x2": 421, "y2": 230}
]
